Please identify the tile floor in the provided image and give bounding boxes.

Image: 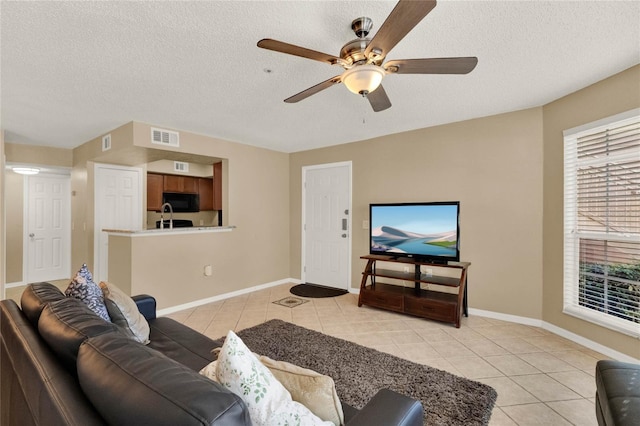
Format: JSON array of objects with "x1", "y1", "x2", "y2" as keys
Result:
[
  {"x1": 164, "y1": 283, "x2": 605, "y2": 426},
  {"x1": 6, "y1": 282, "x2": 606, "y2": 425}
]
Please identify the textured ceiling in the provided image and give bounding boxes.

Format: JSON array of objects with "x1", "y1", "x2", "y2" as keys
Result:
[{"x1": 1, "y1": 1, "x2": 639, "y2": 153}]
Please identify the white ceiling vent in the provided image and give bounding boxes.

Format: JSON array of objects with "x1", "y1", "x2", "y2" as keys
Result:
[
  {"x1": 102, "y1": 134, "x2": 111, "y2": 151},
  {"x1": 173, "y1": 161, "x2": 189, "y2": 173},
  {"x1": 151, "y1": 127, "x2": 180, "y2": 147}
]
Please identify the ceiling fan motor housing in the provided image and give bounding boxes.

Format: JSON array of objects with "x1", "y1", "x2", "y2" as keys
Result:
[
  {"x1": 351, "y1": 17, "x2": 373, "y2": 38},
  {"x1": 340, "y1": 38, "x2": 370, "y2": 65}
]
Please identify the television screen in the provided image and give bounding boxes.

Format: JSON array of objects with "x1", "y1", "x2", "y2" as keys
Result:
[{"x1": 370, "y1": 202, "x2": 460, "y2": 262}]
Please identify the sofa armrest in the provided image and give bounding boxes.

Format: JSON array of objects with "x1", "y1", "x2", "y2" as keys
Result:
[
  {"x1": 345, "y1": 389, "x2": 423, "y2": 426},
  {"x1": 132, "y1": 295, "x2": 156, "y2": 320}
]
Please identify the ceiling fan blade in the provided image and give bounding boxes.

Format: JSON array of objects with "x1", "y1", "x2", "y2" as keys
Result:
[
  {"x1": 385, "y1": 57, "x2": 478, "y2": 74},
  {"x1": 284, "y1": 76, "x2": 342, "y2": 103},
  {"x1": 258, "y1": 39, "x2": 342, "y2": 65},
  {"x1": 367, "y1": 85, "x2": 392, "y2": 112},
  {"x1": 364, "y1": 0, "x2": 437, "y2": 60}
]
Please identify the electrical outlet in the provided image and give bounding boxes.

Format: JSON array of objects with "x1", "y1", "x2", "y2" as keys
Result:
[
  {"x1": 362, "y1": 220, "x2": 369, "y2": 230},
  {"x1": 403, "y1": 266, "x2": 410, "y2": 273},
  {"x1": 425, "y1": 268, "x2": 433, "y2": 277}
]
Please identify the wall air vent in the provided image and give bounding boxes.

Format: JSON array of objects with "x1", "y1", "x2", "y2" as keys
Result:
[
  {"x1": 151, "y1": 127, "x2": 180, "y2": 147},
  {"x1": 102, "y1": 134, "x2": 111, "y2": 151},
  {"x1": 173, "y1": 161, "x2": 189, "y2": 173}
]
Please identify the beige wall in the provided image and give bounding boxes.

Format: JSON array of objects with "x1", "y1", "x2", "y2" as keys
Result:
[
  {"x1": 124, "y1": 123, "x2": 290, "y2": 301},
  {"x1": 5, "y1": 172, "x2": 24, "y2": 283},
  {"x1": 71, "y1": 122, "x2": 135, "y2": 272},
  {"x1": 290, "y1": 108, "x2": 545, "y2": 319},
  {"x1": 5, "y1": 143, "x2": 73, "y2": 167},
  {"x1": 109, "y1": 230, "x2": 284, "y2": 310},
  {"x1": 84, "y1": 122, "x2": 290, "y2": 308},
  {"x1": 542, "y1": 65, "x2": 640, "y2": 359},
  {"x1": 1, "y1": 131, "x2": 4, "y2": 294},
  {"x1": 147, "y1": 160, "x2": 213, "y2": 177}
]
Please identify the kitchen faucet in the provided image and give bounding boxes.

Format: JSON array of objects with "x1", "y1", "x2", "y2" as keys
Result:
[{"x1": 160, "y1": 202, "x2": 174, "y2": 229}]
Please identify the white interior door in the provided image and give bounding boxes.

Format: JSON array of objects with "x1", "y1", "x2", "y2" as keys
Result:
[
  {"x1": 26, "y1": 173, "x2": 71, "y2": 283},
  {"x1": 303, "y1": 162, "x2": 351, "y2": 289},
  {"x1": 94, "y1": 164, "x2": 142, "y2": 282}
]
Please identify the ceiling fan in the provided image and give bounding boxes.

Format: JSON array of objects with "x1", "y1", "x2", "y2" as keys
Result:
[{"x1": 257, "y1": 0, "x2": 477, "y2": 112}]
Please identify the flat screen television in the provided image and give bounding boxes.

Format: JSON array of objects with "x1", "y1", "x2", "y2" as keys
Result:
[{"x1": 369, "y1": 201, "x2": 460, "y2": 263}]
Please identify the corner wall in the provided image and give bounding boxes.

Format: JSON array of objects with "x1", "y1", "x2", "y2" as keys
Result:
[
  {"x1": 542, "y1": 65, "x2": 640, "y2": 358},
  {"x1": 124, "y1": 123, "x2": 291, "y2": 306},
  {"x1": 290, "y1": 108, "x2": 544, "y2": 320},
  {"x1": 1, "y1": 131, "x2": 5, "y2": 296}
]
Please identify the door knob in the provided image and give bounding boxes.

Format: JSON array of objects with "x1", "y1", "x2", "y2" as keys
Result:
[
  {"x1": 29, "y1": 233, "x2": 35, "y2": 238},
  {"x1": 341, "y1": 234, "x2": 347, "y2": 238}
]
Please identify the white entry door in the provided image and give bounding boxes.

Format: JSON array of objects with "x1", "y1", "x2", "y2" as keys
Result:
[
  {"x1": 303, "y1": 162, "x2": 351, "y2": 289},
  {"x1": 26, "y1": 173, "x2": 71, "y2": 283},
  {"x1": 94, "y1": 164, "x2": 142, "y2": 282}
]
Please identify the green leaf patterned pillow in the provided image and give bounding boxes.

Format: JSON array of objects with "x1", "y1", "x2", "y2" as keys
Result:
[{"x1": 216, "y1": 330, "x2": 334, "y2": 426}]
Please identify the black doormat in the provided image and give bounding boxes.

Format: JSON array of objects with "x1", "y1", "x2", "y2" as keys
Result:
[{"x1": 290, "y1": 283, "x2": 349, "y2": 298}]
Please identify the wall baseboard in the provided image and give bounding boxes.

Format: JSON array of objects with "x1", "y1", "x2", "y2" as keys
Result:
[
  {"x1": 469, "y1": 308, "x2": 639, "y2": 363},
  {"x1": 156, "y1": 278, "x2": 302, "y2": 317},
  {"x1": 541, "y1": 320, "x2": 639, "y2": 364},
  {"x1": 468, "y1": 307, "x2": 543, "y2": 327}
]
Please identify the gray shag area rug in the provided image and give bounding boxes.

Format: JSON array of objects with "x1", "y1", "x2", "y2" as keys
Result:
[{"x1": 212, "y1": 319, "x2": 497, "y2": 426}]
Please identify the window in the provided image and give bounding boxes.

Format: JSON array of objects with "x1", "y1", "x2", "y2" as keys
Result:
[{"x1": 564, "y1": 109, "x2": 640, "y2": 338}]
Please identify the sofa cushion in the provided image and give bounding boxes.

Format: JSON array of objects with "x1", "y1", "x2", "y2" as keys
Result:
[
  {"x1": 216, "y1": 330, "x2": 332, "y2": 426},
  {"x1": 102, "y1": 299, "x2": 137, "y2": 340},
  {"x1": 65, "y1": 264, "x2": 110, "y2": 322},
  {"x1": 147, "y1": 317, "x2": 217, "y2": 371},
  {"x1": 77, "y1": 333, "x2": 251, "y2": 425},
  {"x1": 201, "y1": 355, "x2": 344, "y2": 425},
  {"x1": 38, "y1": 298, "x2": 123, "y2": 371},
  {"x1": 0, "y1": 299, "x2": 106, "y2": 426},
  {"x1": 20, "y1": 282, "x2": 66, "y2": 326},
  {"x1": 99, "y1": 281, "x2": 150, "y2": 344}
]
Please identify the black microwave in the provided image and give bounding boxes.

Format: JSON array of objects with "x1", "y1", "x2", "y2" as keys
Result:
[{"x1": 162, "y1": 192, "x2": 199, "y2": 212}]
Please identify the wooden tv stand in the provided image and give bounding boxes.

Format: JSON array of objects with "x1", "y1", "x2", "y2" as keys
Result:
[{"x1": 358, "y1": 255, "x2": 470, "y2": 328}]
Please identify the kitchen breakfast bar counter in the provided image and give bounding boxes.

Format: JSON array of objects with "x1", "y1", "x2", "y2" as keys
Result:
[
  {"x1": 104, "y1": 225, "x2": 235, "y2": 236},
  {"x1": 104, "y1": 226, "x2": 239, "y2": 310}
]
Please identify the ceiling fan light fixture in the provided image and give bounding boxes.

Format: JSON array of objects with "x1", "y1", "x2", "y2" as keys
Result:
[{"x1": 341, "y1": 65, "x2": 385, "y2": 96}]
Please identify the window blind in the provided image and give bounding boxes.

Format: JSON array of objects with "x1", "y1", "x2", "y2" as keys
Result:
[{"x1": 564, "y1": 112, "x2": 640, "y2": 337}]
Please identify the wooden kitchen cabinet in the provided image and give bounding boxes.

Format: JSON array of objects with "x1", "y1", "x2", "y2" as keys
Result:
[
  {"x1": 147, "y1": 173, "x2": 164, "y2": 211},
  {"x1": 164, "y1": 175, "x2": 198, "y2": 194},
  {"x1": 213, "y1": 162, "x2": 222, "y2": 211},
  {"x1": 198, "y1": 178, "x2": 214, "y2": 211}
]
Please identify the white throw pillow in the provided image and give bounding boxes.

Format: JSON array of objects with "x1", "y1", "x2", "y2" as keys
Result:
[
  {"x1": 200, "y1": 356, "x2": 344, "y2": 426},
  {"x1": 259, "y1": 355, "x2": 344, "y2": 426},
  {"x1": 99, "y1": 281, "x2": 150, "y2": 344},
  {"x1": 215, "y1": 330, "x2": 334, "y2": 426}
]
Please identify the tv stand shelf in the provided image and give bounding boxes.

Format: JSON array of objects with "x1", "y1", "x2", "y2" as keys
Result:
[{"x1": 358, "y1": 255, "x2": 470, "y2": 328}]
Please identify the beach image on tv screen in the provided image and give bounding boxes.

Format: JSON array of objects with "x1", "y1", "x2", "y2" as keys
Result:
[{"x1": 371, "y1": 204, "x2": 458, "y2": 256}]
